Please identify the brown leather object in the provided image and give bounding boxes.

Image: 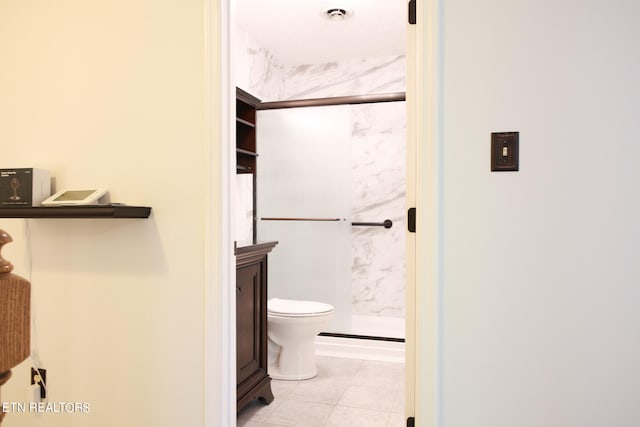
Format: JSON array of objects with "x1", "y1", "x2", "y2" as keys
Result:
[{"x1": 0, "y1": 230, "x2": 30, "y2": 373}]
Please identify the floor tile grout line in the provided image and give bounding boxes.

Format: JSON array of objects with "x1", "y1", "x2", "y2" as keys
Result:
[{"x1": 241, "y1": 356, "x2": 405, "y2": 427}]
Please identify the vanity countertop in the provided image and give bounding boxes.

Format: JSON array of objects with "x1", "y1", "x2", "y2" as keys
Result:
[{"x1": 234, "y1": 241, "x2": 278, "y2": 262}]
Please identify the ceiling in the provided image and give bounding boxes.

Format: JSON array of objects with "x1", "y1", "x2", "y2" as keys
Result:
[{"x1": 236, "y1": 0, "x2": 407, "y2": 65}]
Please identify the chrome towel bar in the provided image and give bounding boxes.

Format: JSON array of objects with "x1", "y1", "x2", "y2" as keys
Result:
[
  {"x1": 260, "y1": 217, "x2": 342, "y2": 222},
  {"x1": 260, "y1": 217, "x2": 393, "y2": 229}
]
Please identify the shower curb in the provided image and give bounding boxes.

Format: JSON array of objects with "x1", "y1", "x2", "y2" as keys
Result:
[{"x1": 315, "y1": 335, "x2": 405, "y2": 363}]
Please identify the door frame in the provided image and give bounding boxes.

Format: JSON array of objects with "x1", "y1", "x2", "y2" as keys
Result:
[
  {"x1": 406, "y1": 0, "x2": 443, "y2": 425},
  {"x1": 204, "y1": 0, "x2": 443, "y2": 425},
  {"x1": 204, "y1": 0, "x2": 237, "y2": 426}
]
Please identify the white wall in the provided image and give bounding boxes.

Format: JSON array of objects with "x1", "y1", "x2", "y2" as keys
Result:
[
  {"x1": 0, "y1": 1, "x2": 210, "y2": 426},
  {"x1": 442, "y1": 0, "x2": 640, "y2": 426}
]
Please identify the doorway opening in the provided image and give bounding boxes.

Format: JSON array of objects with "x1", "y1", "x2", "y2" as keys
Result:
[
  {"x1": 235, "y1": 0, "x2": 407, "y2": 345},
  {"x1": 231, "y1": 0, "x2": 412, "y2": 425}
]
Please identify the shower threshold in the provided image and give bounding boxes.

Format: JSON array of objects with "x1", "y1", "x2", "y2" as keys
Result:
[
  {"x1": 315, "y1": 334, "x2": 405, "y2": 363},
  {"x1": 315, "y1": 315, "x2": 405, "y2": 362},
  {"x1": 318, "y1": 332, "x2": 404, "y2": 343}
]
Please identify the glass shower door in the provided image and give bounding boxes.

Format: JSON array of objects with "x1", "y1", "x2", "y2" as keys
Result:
[{"x1": 257, "y1": 105, "x2": 352, "y2": 333}]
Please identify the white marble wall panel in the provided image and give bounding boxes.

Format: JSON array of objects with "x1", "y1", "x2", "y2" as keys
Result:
[
  {"x1": 236, "y1": 27, "x2": 405, "y2": 102},
  {"x1": 350, "y1": 102, "x2": 406, "y2": 318},
  {"x1": 234, "y1": 28, "x2": 283, "y2": 245},
  {"x1": 235, "y1": 174, "x2": 254, "y2": 247},
  {"x1": 284, "y1": 56, "x2": 406, "y2": 100},
  {"x1": 235, "y1": 27, "x2": 285, "y2": 101}
]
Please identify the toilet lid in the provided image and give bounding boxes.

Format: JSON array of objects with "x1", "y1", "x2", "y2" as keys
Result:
[{"x1": 268, "y1": 298, "x2": 334, "y2": 316}]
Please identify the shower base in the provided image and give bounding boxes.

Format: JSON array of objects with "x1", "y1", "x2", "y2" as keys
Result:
[
  {"x1": 350, "y1": 315, "x2": 405, "y2": 339},
  {"x1": 315, "y1": 334, "x2": 404, "y2": 363}
]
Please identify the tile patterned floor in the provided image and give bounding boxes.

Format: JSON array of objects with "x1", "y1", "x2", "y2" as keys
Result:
[{"x1": 238, "y1": 356, "x2": 405, "y2": 427}]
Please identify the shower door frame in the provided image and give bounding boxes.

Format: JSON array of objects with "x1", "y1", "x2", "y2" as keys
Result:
[{"x1": 257, "y1": 94, "x2": 407, "y2": 339}]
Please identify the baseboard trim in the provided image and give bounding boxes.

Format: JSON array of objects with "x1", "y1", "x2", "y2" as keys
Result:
[{"x1": 315, "y1": 334, "x2": 405, "y2": 363}]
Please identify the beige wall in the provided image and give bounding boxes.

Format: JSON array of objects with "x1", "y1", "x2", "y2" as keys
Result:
[{"x1": 0, "y1": 1, "x2": 210, "y2": 426}]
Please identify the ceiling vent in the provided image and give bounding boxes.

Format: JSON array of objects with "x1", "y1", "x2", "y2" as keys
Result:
[{"x1": 324, "y1": 7, "x2": 352, "y2": 21}]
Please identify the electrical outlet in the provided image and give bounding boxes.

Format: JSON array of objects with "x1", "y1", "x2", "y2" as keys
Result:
[{"x1": 30, "y1": 368, "x2": 46, "y2": 399}]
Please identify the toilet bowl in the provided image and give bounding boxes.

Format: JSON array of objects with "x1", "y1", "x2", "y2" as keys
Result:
[{"x1": 267, "y1": 298, "x2": 334, "y2": 380}]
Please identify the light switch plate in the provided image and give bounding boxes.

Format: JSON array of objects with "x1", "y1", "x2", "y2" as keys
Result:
[{"x1": 491, "y1": 132, "x2": 519, "y2": 171}]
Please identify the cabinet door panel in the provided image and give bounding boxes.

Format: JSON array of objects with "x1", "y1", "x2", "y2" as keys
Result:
[{"x1": 236, "y1": 262, "x2": 262, "y2": 385}]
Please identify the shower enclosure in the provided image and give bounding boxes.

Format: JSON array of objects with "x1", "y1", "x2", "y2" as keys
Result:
[{"x1": 256, "y1": 97, "x2": 406, "y2": 339}]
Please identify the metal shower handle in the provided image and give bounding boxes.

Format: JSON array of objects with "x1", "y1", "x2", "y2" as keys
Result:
[{"x1": 351, "y1": 219, "x2": 393, "y2": 229}]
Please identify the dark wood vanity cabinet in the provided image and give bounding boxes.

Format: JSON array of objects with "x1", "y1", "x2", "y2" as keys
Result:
[
  {"x1": 235, "y1": 88, "x2": 275, "y2": 413},
  {"x1": 235, "y1": 241, "x2": 277, "y2": 413}
]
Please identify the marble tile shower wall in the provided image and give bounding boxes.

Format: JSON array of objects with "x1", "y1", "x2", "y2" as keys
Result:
[
  {"x1": 237, "y1": 31, "x2": 406, "y2": 319},
  {"x1": 350, "y1": 102, "x2": 406, "y2": 318},
  {"x1": 238, "y1": 31, "x2": 406, "y2": 101},
  {"x1": 284, "y1": 56, "x2": 405, "y2": 100}
]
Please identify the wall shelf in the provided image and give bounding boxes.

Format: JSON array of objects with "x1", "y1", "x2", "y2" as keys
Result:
[
  {"x1": 236, "y1": 88, "x2": 260, "y2": 176},
  {"x1": 0, "y1": 205, "x2": 152, "y2": 219},
  {"x1": 237, "y1": 117, "x2": 255, "y2": 128},
  {"x1": 236, "y1": 148, "x2": 258, "y2": 157}
]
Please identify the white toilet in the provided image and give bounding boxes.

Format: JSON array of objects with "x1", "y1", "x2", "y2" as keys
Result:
[{"x1": 267, "y1": 298, "x2": 334, "y2": 380}]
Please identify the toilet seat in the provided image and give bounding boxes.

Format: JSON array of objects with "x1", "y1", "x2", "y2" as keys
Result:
[{"x1": 268, "y1": 298, "x2": 334, "y2": 317}]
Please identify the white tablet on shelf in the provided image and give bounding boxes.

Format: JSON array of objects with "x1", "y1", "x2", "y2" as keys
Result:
[{"x1": 41, "y1": 189, "x2": 107, "y2": 206}]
